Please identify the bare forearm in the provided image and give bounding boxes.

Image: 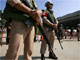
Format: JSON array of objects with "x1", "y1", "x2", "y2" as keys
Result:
[
  {"x1": 7, "y1": 0, "x2": 32, "y2": 14},
  {"x1": 43, "y1": 17, "x2": 53, "y2": 26},
  {"x1": 14, "y1": 2, "x2": 32, "y2": 14}
]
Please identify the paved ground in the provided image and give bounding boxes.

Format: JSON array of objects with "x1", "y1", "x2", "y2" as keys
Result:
[{"x1": 0, "y1": 37, "x2": 80, "y2": 60}]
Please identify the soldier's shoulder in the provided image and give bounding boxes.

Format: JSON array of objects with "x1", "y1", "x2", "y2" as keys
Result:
[{"x1": 45, "y1": 10, "x2": 49, "y2": 13}]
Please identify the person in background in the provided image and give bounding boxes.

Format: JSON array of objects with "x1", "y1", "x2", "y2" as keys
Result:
[
  {"x1": 70, "y1": 27, "x2": 74, "y2": 39},
  {"x1": 64, "y1": 29, "x2": 68, "y2": 39}
]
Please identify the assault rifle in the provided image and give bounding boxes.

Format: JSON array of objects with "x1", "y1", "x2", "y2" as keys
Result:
[
  {"x1": 47, "y1": 13, "x2": 63, "y2": 49},
  {"x1": 24, "y1": 0, "x2": 56, "y2": 55}
]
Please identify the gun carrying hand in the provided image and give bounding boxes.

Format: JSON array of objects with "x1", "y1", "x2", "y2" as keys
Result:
[
  {"x1": 52, "y1": 24, "x2": 58, "y2": 30},
  {"x1": 30, "y1": 9, "x2": 42, "y2": 25}
]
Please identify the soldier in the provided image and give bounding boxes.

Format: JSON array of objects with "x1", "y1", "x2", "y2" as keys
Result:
[
  {"x1": 40, "y1": 1, "x2": 58, "y2": 60},
  {"x1": 3, "y1": 0, "x2": 42, "y2": 60}
]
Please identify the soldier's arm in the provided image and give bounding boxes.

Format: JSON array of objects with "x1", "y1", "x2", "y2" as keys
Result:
[
  {"x1": 7, "y1": 0, "x2": 42, "y2": 25},
  {"x1": 43, "y1": 16, "x2": 57, "y2": 30},
  {"x1": 7, "y1": 0, "x2": 32, "y2": 14},
  {"x1": 43, "y1": 16, "x2": 54, "y2": 27}
]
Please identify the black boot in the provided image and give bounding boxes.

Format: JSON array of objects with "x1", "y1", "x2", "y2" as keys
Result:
[
  {"x1": 49, "y1": 52, "x2": 58, "y2": 59},
  {"x1": 41, "y1": 54, "x2": 45, "y2": 60}
]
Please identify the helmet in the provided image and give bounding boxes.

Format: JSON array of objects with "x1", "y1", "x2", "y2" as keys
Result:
[{"x1": 45, "y1": 1, "x2": 53, "y2": 7}]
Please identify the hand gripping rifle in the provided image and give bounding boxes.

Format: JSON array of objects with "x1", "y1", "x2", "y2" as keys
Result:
[
  {"x1": 47, "y1": 13, "x2": 63, "y2": 49},
  {"x1": 24, "y1": 0, "x2": 56, "y2": 55}
]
